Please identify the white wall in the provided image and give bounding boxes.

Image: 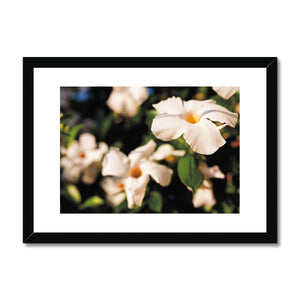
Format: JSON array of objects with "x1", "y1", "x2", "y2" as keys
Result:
[{"x1": 0, "y1": 1, "x2": 295, "y2": 299}]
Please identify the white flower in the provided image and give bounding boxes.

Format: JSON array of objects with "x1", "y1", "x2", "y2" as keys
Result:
[
  {"x1": 106, "y1": 87, "x2": 149, "y2": 118},
  {"x1": 192, "y1": 162, "x2": 225, "y2": 208},
  {"x1": 61, "y1": 133, "x2": 108, "y2": 184},
  {"x1": 151, "y1": 144, "x2": 185, "y2": 163},
  {"x1": 212, "y1": 87, "x2": 239, "y2": 100},
  {"x1": 198, "y1": 162, "x2": 225, "y2": 179},
  {"x1": 100, "y1": 177, "x2": 126, "y2": 207},
  {"x1": 151, "y1": 97, "x2": 238, "y2": 155},
  {"x1": 102, "y1": 140, "x2": 173, "y2": 209}
]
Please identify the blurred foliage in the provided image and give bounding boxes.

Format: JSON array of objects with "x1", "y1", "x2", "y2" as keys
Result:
[
  {"x1": 79, "y1": 196, "x2": 104, "y2": 211},
  {"x1": 62, "y1": 184, "x2": 81, "y2": 204},
  {"x1": 148, "y1": 191, "x2": 163, "y2": 212}
]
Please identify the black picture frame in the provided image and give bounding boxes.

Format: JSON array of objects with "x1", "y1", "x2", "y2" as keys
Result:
[{"x1": 23, "y1": 57, "x2": 277, "y2": 243}]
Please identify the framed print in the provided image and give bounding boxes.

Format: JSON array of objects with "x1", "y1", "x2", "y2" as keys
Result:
[{"x1": 23, "y1": 57, "x2": 277, "y2": 243}]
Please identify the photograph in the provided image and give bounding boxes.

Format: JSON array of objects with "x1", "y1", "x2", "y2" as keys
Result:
[
  {"x1": 60, "y1": 86, "x2": 240, "y2": 214},
  {"x1": 3, "y1": 1, "x2": 295, "y2": 299}
]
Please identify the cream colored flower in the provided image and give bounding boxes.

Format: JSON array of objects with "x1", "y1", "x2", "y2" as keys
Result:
[
  {"x1": 212, "y1": 87, "x2": 239, "y2": 100},
  {"x1": 151, "y1": 97, "x2": 238, "y2": 155},
  {"x1": 61, "y1": 133, "x2": 108, "y2": 184},
  {"x1": 102, "y1": 140, "x2": 173, "y2": 209},
  {"x1": 151, "y1": 144, "x2": 185, "y2": 163},
  {"x1": 192, "y1": 162, "x2": 225, "y2": 208},
  {"x1": 106, "y1": 87, "x2": 149, "y2": 118},
  {"x1": 100, "y1": 177, "x2": 126, "y2": 207}
]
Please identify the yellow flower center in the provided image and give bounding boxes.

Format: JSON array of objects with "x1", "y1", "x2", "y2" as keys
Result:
[
  {"x1": 130, "y1": 166, "x2": 143, "y2": 178},
  {"x1": 78, "y1": 152, "x2": 86, "y2": 159},
  {"x1": 165, "y1": 155, "x2": 175, "y2": 163},
  {"x1": 185, "y1": 112, "x2": 201, "y2": 124},
  {"x1": 118, "y1": 182, "x2": 125, "y2": 190}
]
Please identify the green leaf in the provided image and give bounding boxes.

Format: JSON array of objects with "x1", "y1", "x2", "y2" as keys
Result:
[
  {"x1": 145, "y1": 109, "x2": 157, "y2": 127},
  {"x1": 170, "y1": 136, "x2": 190, "y2": 150},
  {"x1": 131, "y1": 110, "x2": 142, "y2": 124},
  {"x1": 222, "y1": 200, "x2": 235, "y2": 213},
  {"x1": 64, "y1": 184, "x2": 81, "y2": 204},
  {"x1": 60, "y1": 114, "x2": 75, "y2": 124},
  {"x1": 64, "y1": 124, "x2": 84, "y2": 148},
  {"x1": 225, "y1": 180, "x2": 236, "y2": 194},
  {"x1": 177, "y1": 154, "x2": 204, "y2": 193},
  {"x1": 129, "y1": 202, "x2": 145, "y2": 213},
  {"x1": 60, "y1": 130, "x2": 71, "y2": 137},
  {"x1": 203, "y1": 204, "x2": 213, "y2": 212},
  {"x1": 113, "y1": 199, "x2": 128, "y2": 213},
  {"x1": 97, "y1": 111, "x2": 114, "y2": 139},
  {"x1": 170, "y1": 88, "x2": 189, "y2": 99},
  {"x1": 197, "y1": 87, "x2": 208, "y2": 94},
  {"x1": 148, "y1": 191, "x2": 163, "y2": 212},
  {"x1": 79, "y1": 196, "x2": 104, "y2": 210},
  {"x1": 111, "y1": 140, "x2": 123, "y2": 149}
]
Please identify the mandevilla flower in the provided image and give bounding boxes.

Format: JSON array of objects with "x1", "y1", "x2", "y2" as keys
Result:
[
  {"x1": 61, "y1": 133, "x2": 108, "y2": 184},
  {"x1": 212, "y1": 87, "x2": 239, "y2": 100},
  {"x1": 192, "y1": 162, "x2": 225, "y2": 208},
  {"x1": 106, "y1": 87, "x2": 149, "y2": 118},
  {"x1": 100, "y1": 177, "x2": 126, "y2": 208},
  {"x1": 151, "y1": 97, "x2": 238, "y2": 155},
  {"x1": 101, "y1": 140, "x2": 173, "y2": 209},
  {"x1": 150, "y1": 144, "x2": 185, "y2": 163}
]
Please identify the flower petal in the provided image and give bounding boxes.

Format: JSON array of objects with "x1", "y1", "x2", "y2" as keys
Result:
[
  {"x1": 141, "y1": 161, "x2": 173, "y2": 187},
  {"x1": 60, "y1": 156, "x2": 73, "y2": 168},
  {"x1": 199, "y1": 162, "x2": 225, "y2": 179},
  {"x1": 183, "y1": 99, "x2": 216, "y2": 114},
  {"x1": 151, "y1": 114, "x2": 186, "y2": 141},
  {"x1": 60, "y1": 146, "x2": 67, "y2": 156},
  {"x1": 82, "y1": 162, "x2": 101, "y2": 184},
  {"x1": 212, "y1": 87, "x2": 239, "y2": 100},
  {"x1": 153, "y1": 97, "x2": 186, "y2": 114},
  {"x1": 192, "y1": 180, "x2": 216, "y2": 208},
  {"x1": 200, "y1": 102, "x2": 238, "y2": 127},
  {"x1": 128, "y1": 140, "x2": 156, "y2": 166},
  {"x1": 124, "y1": 175, "x2": 149, "y2": 208},
  {"x1": 107, "y1": 88, "x2": 139, "y2": 117},
  {"x1": 102, "y1": 147, "x2": 129, "y2": 177},
  {"x1": 79, "y1": 133, "x2": 97, "y2": 151},
  {"x1": 107, "y1": 87, "x2": 148, "y2": 118},
  {"x1": 100, "y1": 177, "x2": 126, "y2": 207},
  {"x1": 151, "y1": 144, "x2": 183, "y2": 161},
  {"x1": 62, "y1": 164, "x2": 82, "y2": 183},
  {"x1": 107, "y1": 193, "x2": 126, "y2": 208},
  {"x1": 66, "y1": 141, "x2": 80, "y2": 158},
  {"x1": 100, "y1": 176, "x2": 125, "y2": 195},
  {"x1": 99, "y1": 142, "x2": 109, "y2": 154},
  {"x1": 128, "y1": 87, "x2": 149, "y2": 105},
  {"x1": 151, "y1": 144, "x2": 174, "y2": 160},
  {"x1": 183, "y1": 118, "x2": 226, "y2": 155},
  {"x1": 122, "y1": 97, "x2": 140, "y2": 117},
  {"x1": 107, "y1": 88, "x2": 126, "y2": 114},
  {"x1": 83, "y1": 149, "x2": 105, "y2": 168}
]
